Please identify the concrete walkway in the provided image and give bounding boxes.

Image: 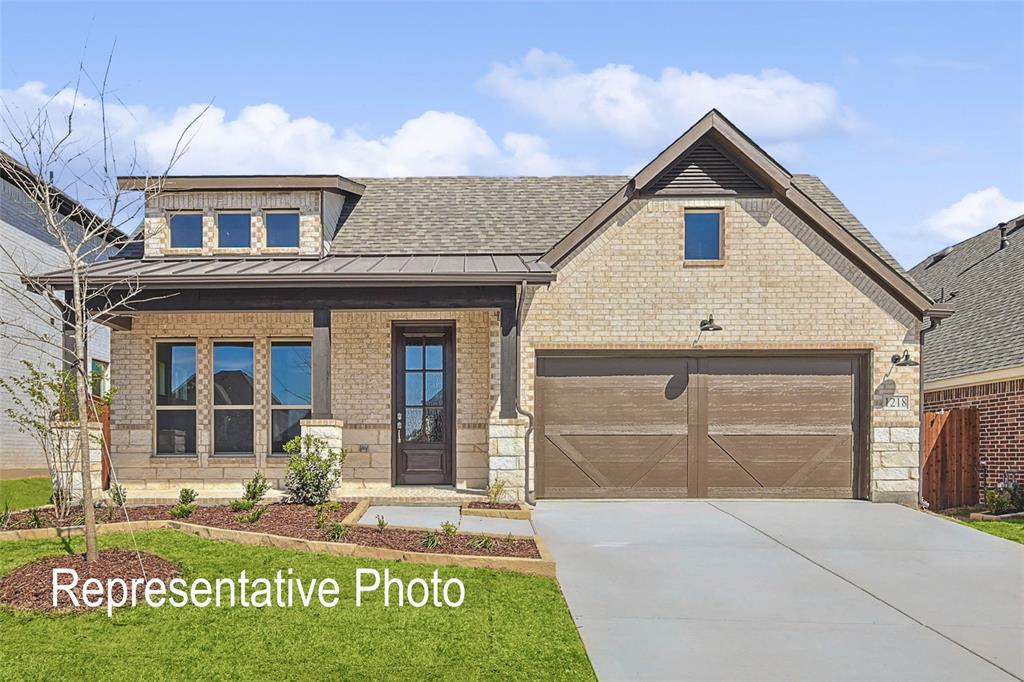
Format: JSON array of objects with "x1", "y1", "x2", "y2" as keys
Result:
[
  {"x1": 362, "y1": 505, "x2": 534, "y2": 536},
  {"x1": 534, "y1": 500, "x2": 1024, "y2": 682}
]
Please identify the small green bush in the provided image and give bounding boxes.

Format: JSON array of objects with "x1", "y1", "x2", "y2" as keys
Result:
[
  {"x1": 325, "y1": 522, "x2": 349, "y2": 542},
  {"x1": 421, "y1": 531, "x2": 441, "y2": 549},
  {"x1": 0, "y1": 502, "x2": 10, "y2": 529},
  {"x1": 1007, "y1": 482, "x2": 1024, "y2": 513},
  {"x1": 440, "y1": 520, "x2": 458, "y2": 537},
  {"x1": 229, "y1": 499, "x2": 256, "y2": 512},
  {"x1": 170, "y1": 502, "x2": 196, "y2": 519},
  {"x1": 178, "y1": 488, "x2": 199, "y2": 505},
  {"x1": 486, "y1": 479, "x2": 508, "y2": 505},
  {"x1": 243, "y1": 471, "x2": 271, "y2": 503},
  {"x1": 376, "y1": 514, "x2": 388, "y2": 533},
  {"x1": 985, "y1": 488, "x2": 1012, "y2": 515},
  {"x1": 282, "y1": 436, "x2": 346, "y2": 505},
  {"x1": 108, "y1": 483, "x2": 127, "y2": 508},
  {"x1": 314, "y1": 501, "x2": 344, "y2": 528},
  {"x1": 467, "y1": 535, "x2": 494, "y2": 551},
  {"x1": 237, "y1": 506, "x2": 266, "y2": 524}
]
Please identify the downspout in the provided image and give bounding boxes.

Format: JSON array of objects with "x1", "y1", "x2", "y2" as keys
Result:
[
  {"x1": 514, "y1": 280, "x2": 536, "y2": 505},
  {"x1": 918, "y1": 315, "x2": 942, "y2": 508}
]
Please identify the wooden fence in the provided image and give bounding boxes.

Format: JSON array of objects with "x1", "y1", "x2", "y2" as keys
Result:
[{"x1": 922, "y1": 408, "x2": 979, "y2": 510}]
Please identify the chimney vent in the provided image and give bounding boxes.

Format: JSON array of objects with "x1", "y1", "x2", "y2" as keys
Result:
[{"x1": 998, "y1": 222, "x2": 1009, "y2": 250}]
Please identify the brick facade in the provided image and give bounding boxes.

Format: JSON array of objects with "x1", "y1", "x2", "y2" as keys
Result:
[
  {"x1": 924, "y1": 378, "x2": 1024, "y2": 491},
  {"x1": 519, "y1": 196, "x2": 922, "y2": 504},
  {"x1": 143, "y1": 190, "x2": 325, "y2": 257}
]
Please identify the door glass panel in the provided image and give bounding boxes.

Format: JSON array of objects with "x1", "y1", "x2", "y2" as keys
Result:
[
  {"x1": 405, "y1": 373, "x2": 423, "y2": 405},
  {"x1": 405, "y1": 407, "x2": 424, "y2": 441},
  {"x1": 425, "y1": 372, "x2": 443, "y2": 406},
  {"x1": 423, "y1": 407, "x2": 444, "y2": 442},
  {"x1": 405, "y1": 343, "x2": 423, "y2": 370},
  {"x1": 425, "y1": 343, "x2": 443, "y2": 369}
]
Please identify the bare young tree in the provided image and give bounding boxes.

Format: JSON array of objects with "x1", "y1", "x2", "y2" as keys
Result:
[{"x1": 0, "y1": 53, "x2": 205, "y2": 561}]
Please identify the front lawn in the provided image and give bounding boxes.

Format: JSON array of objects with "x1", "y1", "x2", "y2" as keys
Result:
[
  {"x1": 0, "y1": 477, "x2": 51, "y2": 511},
  {"x1": 961, "y1": 518, "x2": 1024, "y2": 545},
  {"x1": 0, "y1": 530, "x2": 594, "y2": 681}
]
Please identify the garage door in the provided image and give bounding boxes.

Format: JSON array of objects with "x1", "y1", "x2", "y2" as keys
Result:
[{"x1": 536, "y1": 355, "x2": 860, "y2": 499}]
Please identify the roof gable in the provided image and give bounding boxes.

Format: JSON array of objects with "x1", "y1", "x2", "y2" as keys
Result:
[
  {"x1": 541, "y1": 109, "x2": 936, "y2": 318},
  {"x1": 646, "y1": 139, "x2": 768, "y2": 195}
]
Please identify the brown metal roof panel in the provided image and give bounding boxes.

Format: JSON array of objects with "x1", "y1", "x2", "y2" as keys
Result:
[
  {"x1": 492, "y1": 254, "x2": 529, "y2": 272},
  {"x1": 434, "y1": 255, "x2": 467, "y2": 273},
  {"x1": 464, "y1": 255, "x2": 497, "y2": 273},
  {"x1": 336, "y1": 256, "x2": 385, "y2": 273},
  {"x1": 402, "y1": 255, "x2": 441, "y2": 274},
  {"x1": 371, "y1": 255, "x2": 414, "y2": 273}
]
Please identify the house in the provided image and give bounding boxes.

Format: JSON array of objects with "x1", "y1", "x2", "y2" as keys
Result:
[
  {"x1": 38, "y1": 110, "x2": 951, "y2": 505},
  {"x1": 0, "y1": 154, "x2": 116, "y2": 478},
  {"x1": 910, "y1": 215, "x2": 1024, "y2": 493}
]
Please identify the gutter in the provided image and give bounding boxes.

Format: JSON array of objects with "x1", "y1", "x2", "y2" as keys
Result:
[{"x1": 514, "y1": 280, "x2": 537, "y2": 505}]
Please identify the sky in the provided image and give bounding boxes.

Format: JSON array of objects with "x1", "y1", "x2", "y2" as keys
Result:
[{"x1": 1, "y1": 1, "x2": 1022, "y2": 268}]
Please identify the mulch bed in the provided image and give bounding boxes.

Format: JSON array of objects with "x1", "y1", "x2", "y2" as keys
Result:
[
  {"x1": 466, "y1": 501, "x2": 522, "y2": 510},
  {"x1": 0, "y1": 549, "x2": 180, "y2": 613},
  {"x1": 345, "y1": 526, "x2": 540, "y2": 559}
]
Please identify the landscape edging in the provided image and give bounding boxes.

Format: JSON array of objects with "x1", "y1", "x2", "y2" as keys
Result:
[{"x1": 461, "y1": 503, "x2": 532, "y2": 520}]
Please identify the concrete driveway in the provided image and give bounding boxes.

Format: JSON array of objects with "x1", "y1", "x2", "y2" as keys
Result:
[{"x1": 533, "y1": 500, "x2": 1024, "y2": 681}]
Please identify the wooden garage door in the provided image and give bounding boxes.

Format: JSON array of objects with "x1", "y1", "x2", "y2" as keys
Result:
[{"x1": 536, "y1": 355, "x2": 858, "y2": 499}]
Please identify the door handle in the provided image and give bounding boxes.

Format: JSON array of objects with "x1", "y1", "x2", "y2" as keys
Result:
[{"x1": 396, "y1": 412, "x2": 403, "y2": 443}]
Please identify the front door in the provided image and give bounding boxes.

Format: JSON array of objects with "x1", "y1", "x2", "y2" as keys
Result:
[{"x1": 393, "y1": 322, "x2": 454, "y2": 485}]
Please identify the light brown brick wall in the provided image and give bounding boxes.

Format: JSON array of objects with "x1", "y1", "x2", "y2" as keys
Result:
[
  {"x1": 331, "y1": 310, "x2": 497, "y2": 489},
  {"x1": 144, "y1": 190, "x2": 323, "y2": 257},
  {"x1": 520, "y1": 196, "x2": 922, "y2": 502}
]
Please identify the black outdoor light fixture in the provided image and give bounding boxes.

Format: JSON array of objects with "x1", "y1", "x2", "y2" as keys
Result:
[
  {"x1": 891, "y1": 350, "x2": 919, "y2": 367},
  {"x1": 699, "y1": 314, "x2": 723, "y2": 332}
]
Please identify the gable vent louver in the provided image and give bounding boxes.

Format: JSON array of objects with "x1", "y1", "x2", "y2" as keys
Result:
[{"x1": 648, "y1": 141, "x2": 767, "y2": 195}]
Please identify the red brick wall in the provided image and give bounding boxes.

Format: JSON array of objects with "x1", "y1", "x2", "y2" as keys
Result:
[{"x1": 924, "y1": 378, "x2": 1024, "y2": 491}]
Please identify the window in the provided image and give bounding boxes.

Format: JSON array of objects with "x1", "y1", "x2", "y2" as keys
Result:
[
  {"x1": 217, "y1": 212, "x2": 251, "y2": 249},
  {"x1": 90, "y1": 359, "x2": 109, "y2": 397},
  {"x1": 169, "y1": 213, "x2": 203, "y2": 249},
  {"x1": 155, "y1": 342, "x2": 197, "y2": 455},
  {"x1": 213, "y1": 342, "x2": 255, "y2": 455},
  {"x1": 404, "y1": 337, "x2": 445, "y2": 442},
  {"x1": 270, "y1": 341, "x2": 311, "y2": 453},
  {"x1": 684, "y1": 210, "x2": 722, "y2": 260},
  {"x1": 265, "y1": 211, "x2": 300, "y2": 248}
]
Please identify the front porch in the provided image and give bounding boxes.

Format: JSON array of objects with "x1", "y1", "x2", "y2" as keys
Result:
[{"x1": 101, "y1": 286, "x2": 529, "y2": 501}]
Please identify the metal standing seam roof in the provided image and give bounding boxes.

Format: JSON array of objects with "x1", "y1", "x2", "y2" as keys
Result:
[
  {"x1": 909, "y1": 216, "x2": 1024, "y2": 382},
  {"x1": 43, "y1": 253, "x2": 553, "y2": 287}
]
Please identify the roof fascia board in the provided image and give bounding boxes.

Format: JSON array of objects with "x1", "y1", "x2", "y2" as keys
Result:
[
  {"x1": 117, "y1": 175, "x2": 366, "y2": 195},
  {"x1": 38, "y1": 271, "x2": 556, "y2": 289}
]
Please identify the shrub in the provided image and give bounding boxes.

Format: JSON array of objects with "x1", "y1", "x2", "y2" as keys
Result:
[
  {"x1": 229, "y1": 499, "x2": 256, "y2": 512},
  {"x1": 237, "y1": 506, "x2": 266, "y2": 524},
  {"x1": 1007, "y1": 481, "x2": 1024, "y2": 513},
  {"x1": 315, "y1": 501, "x2": 344, "y2": 529},
  {"x1": 0, "y1": 502, "x2": 10, "y2": 529},
  {"x1": 243, "y1": 471, "x2": 271, "y2": 503},
  {"x1": 170, "y1": 503, "x2": 196, "y2": 519},
  {"x1": 421, "y1": 531, "x2": 441, "y2": 549},
  {"x1": 376, "y1": 514, "x2": 388, "y2": 533},
  {"x1": 985, "y1": 488, "x2": 1012, "y2": 515},
  {"x1": 282, "y1": 435, "x2": 346, "y2": 505},
  {"x1": 486, "y1": 479, "x2": 508, "y2": 505},
  {"x1": 467, "y1": 535, "x2": 494, "y2": 551},
  {"x1": 325, "y1": 522, "x2": 349, "y2": 542},
  {"x1": 440, "y1": 521, "x2": 458, "y2": 537},
  {"x1": 28, "y1": 509, "x2": 43, "y2": 528},
  {"x1": 178, "y1": 488, "x2": 199, "y2": 506},
  {"x1": 108, "y1": 483, "x2": 127, "y2": 508}
]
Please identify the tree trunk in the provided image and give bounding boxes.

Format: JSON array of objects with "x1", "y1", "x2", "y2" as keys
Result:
[{"x1": 73, "y1": 274, "x2": 99, "y2": 562}]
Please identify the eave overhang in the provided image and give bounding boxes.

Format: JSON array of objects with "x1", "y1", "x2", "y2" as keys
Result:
[{"x1": 117, "y1": 174, "x2": 366, "y2": 196}]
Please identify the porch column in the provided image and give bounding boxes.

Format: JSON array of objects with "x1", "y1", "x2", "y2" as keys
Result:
[
  {"x1": 311, "y1": 308, "x2": 332, "y2": 418},
  {"x1": 499, "y1": 301, "x2": 517, "y2": 418},
  {"x1": 62, "y1": 290, "x2": 77, "y2": 375}
]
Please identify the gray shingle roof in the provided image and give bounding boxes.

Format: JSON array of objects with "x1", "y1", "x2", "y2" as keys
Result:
[
  {"x1": 792, "y1": 174, "x2": 911, "y2": 277},
  {"x1": 909, "y1": 216, "x2": 1024, "y2": 382},
  {"x1": 331, "y1": 176, "x2": 628, "y2": 254}
]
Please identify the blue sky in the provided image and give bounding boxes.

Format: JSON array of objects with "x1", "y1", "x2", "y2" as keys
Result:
[{"x1": 2, "y1": 1, "x2": 1022, "y2": 267}]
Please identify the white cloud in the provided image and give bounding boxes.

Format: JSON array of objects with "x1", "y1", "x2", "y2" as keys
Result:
[
  {"x1": 480, "y1": 49, "x2": 859, "y2": 151},
  {"x1": 924, "y1": 187, "x2": 1024, "y2": 241},
  {"x1": 1, "y1": 81, "x2": 580, "y2": 178}
]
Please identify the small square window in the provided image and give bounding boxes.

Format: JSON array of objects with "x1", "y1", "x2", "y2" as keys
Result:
[
  {"x1": 266, "y1": 212, "x2": 300, "y2": 248},
  {"x1": 169, "y1": 214, "x2": 203, "y2": 249},
  {"x1": 217, "y1": 213, "x2": 251, "y2": 248},
  {"x1": 684, "y1": 211, "x2": 722, "y2": 260}
]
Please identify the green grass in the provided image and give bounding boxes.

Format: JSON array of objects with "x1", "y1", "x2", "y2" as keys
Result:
[
  {"x1": 0, "y1": 477, "x2": 51, "y2": 511},
  {"x1": 961, "y1": 518, "x2": 1024, "y2": 545},
  {"x1": 0, "y1": 530, "x2": 594, "y2": 681}
]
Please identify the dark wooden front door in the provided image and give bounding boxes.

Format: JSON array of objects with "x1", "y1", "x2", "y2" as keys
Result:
[{"x1": 393, "y1": 323, "x2": 454, "y2": 485}]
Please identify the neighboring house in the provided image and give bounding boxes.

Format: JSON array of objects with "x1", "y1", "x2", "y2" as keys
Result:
[
  {"x1": 0, "y1": 155, "x2": 117, "y2": 477},
  {"x1": 910, "y1": 215, "x2": 1024, "y2": 492},
  {"x1": 39, "y1": 111, "x2": 949, "y2": 505}
]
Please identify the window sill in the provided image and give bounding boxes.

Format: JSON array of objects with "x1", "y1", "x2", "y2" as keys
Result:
[
  {"x1": 682, "y1": 259, "x2": 726, "y2": 268},
  {"x1": 150, "y1": 454, "x2": 198, "y2": 461}
]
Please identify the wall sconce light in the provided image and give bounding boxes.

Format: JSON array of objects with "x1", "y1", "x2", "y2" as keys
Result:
[
  {"x1": 890, "y1": 350, "x2": 919, "y2": 367},
  {"x1": 699, "y1": 314, "x2": 723, "y2": 332}
]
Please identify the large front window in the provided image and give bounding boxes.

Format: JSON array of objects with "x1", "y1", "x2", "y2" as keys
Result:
[
  {"x1": 155, "y1": 342, "x2": 197, "y2": 455},
  {"x1": 169, "y1": 213, "x2": 203, "y2": 249},
  {"x1": 265, "y1": 211, "x2": 300, "y2": 248},
  {"x1": 217, "y1": 212, "x2": 252, "y2": 249},
  {"x1": 270, "y1": 341, "x2": 312, "y2": 453},
  {"x1": 213, "y1": 342, "x2": 255, "y2": 455}
]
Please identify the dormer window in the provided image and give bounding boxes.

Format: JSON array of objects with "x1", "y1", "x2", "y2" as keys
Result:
[
  {"x1": 266, "y1": 211, "x2": 300, "y2": 248},
  {"x1": 217, "y1": 212, "x2": 252, "y2": 249},
  {"x1": 169, "y1": 213, "x2": 203, "y2": 249}
]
